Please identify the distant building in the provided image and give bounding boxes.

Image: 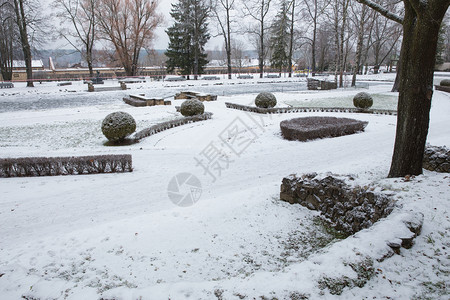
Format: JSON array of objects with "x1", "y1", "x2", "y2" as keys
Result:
[{"x1": 12, "y1": 60, "x2": 45, "y2": 71}]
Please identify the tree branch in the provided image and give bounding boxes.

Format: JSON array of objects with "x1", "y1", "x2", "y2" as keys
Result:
[{"x1": 354, "y1": 0, "x2": 404, "y2": 24}]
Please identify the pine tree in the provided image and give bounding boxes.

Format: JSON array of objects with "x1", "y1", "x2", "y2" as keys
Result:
[
  {"x1": 165, "y1": 0, "x2": 210, "y2": 79},
  {"x1": 270, "y1": 1, "x2": 290, "y2": 75}
]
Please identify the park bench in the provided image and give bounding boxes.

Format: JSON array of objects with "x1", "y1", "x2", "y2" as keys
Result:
[
  {"x1": 88, "y1": 82, "x2": 127, "y2": 92},
  {"x1": 237, "y1": 74, "x2": 253, "y2": 79},
  {"x1": 123, "y1": 94, "x2": 171, "y2": 107},
  {"x1": 174, "y1": 91, "x2": 217, "y2": 101},
  {"x1": 0, "y1": 82, "x2": 14, "y2": 88},
  {"x1": 307, "y1": 78, "x2": 337, "y2": 90},
  {"x1": 165, "y1": 76, "x2": 186, "y2": 82},
  {"x1": 202, "y1": 76, "x2": 221, "y2": 80}
]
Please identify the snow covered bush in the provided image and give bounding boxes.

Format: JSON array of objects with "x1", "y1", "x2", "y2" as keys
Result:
[
  {"x1": 255, "y1": 92, "x2": 277, "y2": 108},
  {"x1": 439, "y1": 79, "x2": 450, "y2": 86},
  {"x1": 101, "y1": 111, "x2": 136, "y2": 142},
  {"x1": 280, "y1": 116, "x2": 368, "y2": 142},
  {"x1": 353, "y1": 92, "x2": 373, "y2": 110},
  {"x1": 180, "y1": 99, "x2": 205, "y2": 117}
]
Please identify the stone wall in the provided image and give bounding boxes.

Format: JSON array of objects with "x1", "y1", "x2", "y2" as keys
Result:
[
  {"x1": 280, "y1": 173, "x2": 394, "y2": 235},
  {"x1": 423, "y1": 145, "x2": 450, "y2": 173}
]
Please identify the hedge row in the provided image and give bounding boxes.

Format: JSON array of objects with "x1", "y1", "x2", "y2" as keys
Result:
[
  {"x1": 224, "y1": 102, "x2": 397, "y2": 115},
  {"x1": 0, "y1": 154, "x2": 132, "y2": 178},
  {"x1": 134, "y1": 112, "x2": 213, "y2": 140}
]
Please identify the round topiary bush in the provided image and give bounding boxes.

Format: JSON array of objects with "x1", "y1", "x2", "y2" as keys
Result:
[
  {"x1": 440, "y1": 79, "x2": 450, "y2": 87},
  {"x1": 255, "y1": 92, "x2": 277, "y2": 108},
  {"x1": 353, "y1": 92, "x2": 373, "y2": 110},
  {"x1": 101, "y1": 111, "x2": 136, "y2": 142},
  {"x1": 180, "y1": 99, "x2": 205, "y2": 116}
]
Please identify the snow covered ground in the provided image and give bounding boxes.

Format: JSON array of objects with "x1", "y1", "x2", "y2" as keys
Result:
[{"x1": 0, "y1": 74, "x2": 448, "y2": 299}]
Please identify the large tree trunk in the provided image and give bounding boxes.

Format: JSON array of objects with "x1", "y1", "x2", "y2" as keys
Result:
[{"x1": 388, "y1": 3, "x2": 445, "y2": 177}]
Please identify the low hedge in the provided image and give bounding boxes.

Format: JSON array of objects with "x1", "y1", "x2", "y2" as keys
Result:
[
  {"x1": 280, "y1": 117, "x2": 368, "y2": 142},
  {"x1": 0, "y1": 154, "x2": 132, "y2": 178}
]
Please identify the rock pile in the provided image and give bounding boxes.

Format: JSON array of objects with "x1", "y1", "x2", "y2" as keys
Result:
[
  {"x1": 280, "y1": 173, "x2": 394, "y2": 235},
  {"x1": 423, "y1": 145, "x2": 450, "y2": 173}
]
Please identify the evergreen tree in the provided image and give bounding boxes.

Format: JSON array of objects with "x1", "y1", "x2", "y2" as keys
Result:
[
  {"x1": 165, "y1": 0, "x2": 210, "y2": 79},
  {"x1": 270, "y1": 1, "x2": 290, "y2": 74}
]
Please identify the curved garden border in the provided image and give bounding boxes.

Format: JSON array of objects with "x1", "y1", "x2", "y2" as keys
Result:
[
  {"x1": 225, "y1": 102, "x2": 397, "y2": 115},
  {"x1": 133, "y1": 112, "x2": 213, "y2": 141}
]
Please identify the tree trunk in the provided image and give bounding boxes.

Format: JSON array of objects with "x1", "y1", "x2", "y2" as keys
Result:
[
  {"x1": 391, "y1": 57, "x2": 400, "y2": 92},
  {"x1": 226, "y1": 2, "x2": 232, "y2": 80},
  {"x1": 311, "y1": 12, "x2": 317, "y2": 76},
  {"x1": 259, "y1": 0, "x2": 265, "y2": 79},
  {"x1": 352, "y1": 14, "x2": 365, "y2": 87},
  {"x1": 338, "y1": 0, "x2": 349, "y2": 88},
  {"x1": 86, "y1": 51, "x2": 94, "y2": 77},
  {"x1": 388, "y1": 3, "x2": 445, "y2": 177},
  {"x1": 14, "y1": 0, "x2": 33, "y2": 87},
  {"x1": 288, "y1": 0, "x2": 295, "y2": 77}
]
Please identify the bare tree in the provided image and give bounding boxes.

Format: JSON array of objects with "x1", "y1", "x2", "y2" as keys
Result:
[
  {"x1": 350, "y1": 2, "x2": 370, "y2": 86},
  {"x1": 302, "y1": 0, "x2": 329, "y2": 76},
  {"x1": 54, "y1": 0, "x2": 97, "y2": 77},
  {"x1": 369, "y1": 12, "x2": 401, "y2": 73},
  {"x1": 0, "y1": 0, "x2": 16, "y2": 81},
  {"x1": 96, "y1": 0, "x2": 162, "y2": 76},
  {"x1": 241, "y1": 0, "x2": 272, "y2": 78},
  {"x1": 286, "y1": 0, "x2": 296, "y2": 77},
  {"x1": 231, "y1": 38, "x2": 245, "y2": 73},
  {"x1": 211, "y1": 0, "x2": 235, "y2": 79},
  {"x1": 13, "y1": 0, "x2": 34, "y2": 86},
  {"x1": 330, "y1": 0, "x2": 350, "y2": 87},
  {"x1": 356, "y1": 0, "x2": 449, "y2": 177}
]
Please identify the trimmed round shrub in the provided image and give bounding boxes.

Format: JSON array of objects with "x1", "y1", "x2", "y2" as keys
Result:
[
  {"x1": 255, "y1": 92, "x2": 277, "y2": 108},
  {"x1": 180, "y1": 99, "x2": 205, "y2": 116},
  {"x1": 101, "y1": 111, "x2": 136, "y2": 142},
  {"x1": 440, "y1": 79, "x2": 450, "y2": 87},
  {"x1": 353, "y1": 92, "x2": 373, "y2": 110}
]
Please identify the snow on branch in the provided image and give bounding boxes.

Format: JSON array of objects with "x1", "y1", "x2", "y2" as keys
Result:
[{"x1": 355, "y1": 0, "x2": 404, "y2": 24}]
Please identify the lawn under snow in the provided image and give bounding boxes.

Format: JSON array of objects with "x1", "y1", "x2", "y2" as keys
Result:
[{"x1": 0, "y1": 74, "x2": 448, "y2": 299}]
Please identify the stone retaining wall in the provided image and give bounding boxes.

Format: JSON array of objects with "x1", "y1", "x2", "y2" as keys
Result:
[
  {"x1": 280, "y1": 173, "x2": 394, "y2": 235},
  {"x1": 423, "y1": 145, "x2": 450, "y2": 173}
]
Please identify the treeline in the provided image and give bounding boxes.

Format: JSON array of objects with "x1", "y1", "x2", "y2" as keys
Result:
[{"x1": 1, "y1": 0, "x2": 449, "y2": 87}]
